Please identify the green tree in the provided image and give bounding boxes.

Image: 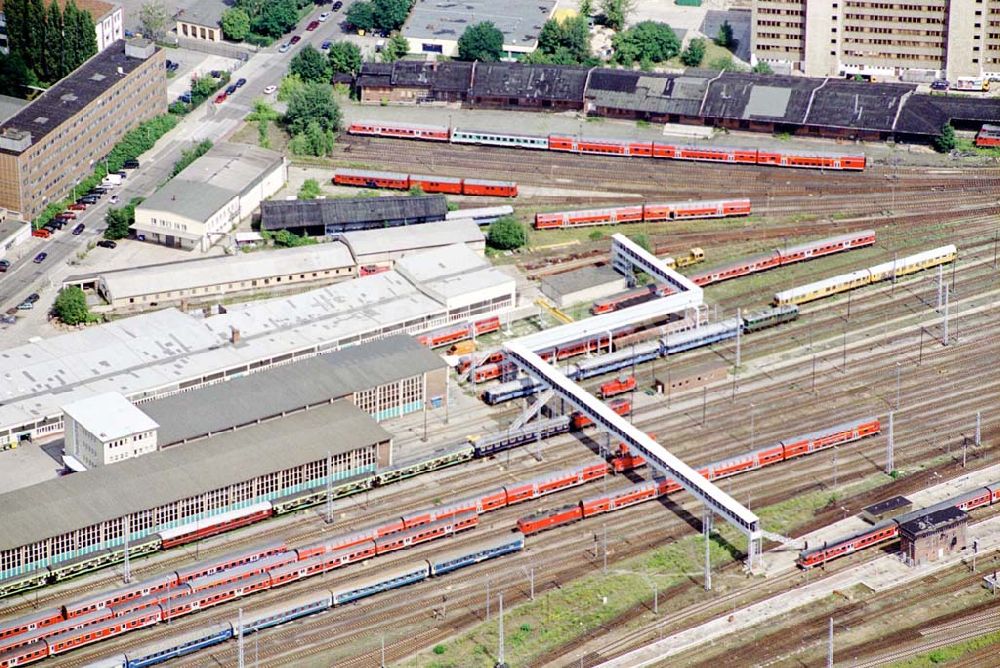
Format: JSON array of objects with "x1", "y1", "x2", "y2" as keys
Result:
[
  {"x1": 0, "y1": 52, "x2": 33, "y2": 97},
  {"x1": 221, "y1": 8, "x2": 251, "y2": 41},
  {"x1": 537, "y1": 16, "x2": 590, "y2": 63},
  {"x1": 372, "y1": 0, "x2": 412, "y2": 32},
  {"x1": 457, "y1": 21, "x2": 504, "y2": 62},
  {"x1": 298, "y1": 178, "x2": 322, "y2": 199},
  {"x1": 612, "y1": 21, "x2": 679, "y2": 65},
  {"x1": 277, "y1": 72, "x2": 304, "y2": 101},
  {"x1": 707, "y1": 53, "x2": 744, "y2": 71},
  {"x1": 138, "y1": 0, "x2": 169, "y2": 40},
  {"x1": 3, "y1": 0, "x2": 26, "y2": 70},
  {"x1": 252, "y1": 0, "x2": 297, "y2": 37},
  {"x1": 579, "y1": 0, "x2": 593, "y2": 18},
  {"x1": 328, "y1": 41, "x2": 362, "y2": 75},
  {"x1": 104, "y1": 205, "x2": 134, "y2": 240},
  {"x1": 53, "y1": 286, "x2": 94, "y2": 325},
  {"x1": 752, "y1": 61, "x2": 774, "y2": 74},
  {"x1": 934, "y1": 122, "x2": 957, "y2": 153},
  {"x1": 190, "y1": 75, "x2": 219, "y2": 104},
  {"x1": 42, "y1": 0, "x2": 63, "y2": 81},
  {"x1": 680, "y1": 37, "x2": 705, "y2": 67},
  {"x1": 715, "y1": 20, "x2": 734, "y2": 48},
  {"x1": 487, "y1": 216, "x2": 527, "y2": 250},
  {"x1": 61, "y1": 0, "x2": 81, "y2": 72},
  {"x1": 537, "y1": 19, "x2": 563, "y2": 54},
  {"x1": 25, "y1": 0, "x2": 46, "y2": 74},
  {"x1": 284, "y1": 81, "x2": 341, "y2": 134},
  {"x1": 171, "y1": 140, "x2": 213, "y2": 177},
  {"x1": 268, "y1": 229, "x2": 318, "y2": 246},
  {"x1": 235, "y1": 0, "x2": 267, "y2": 20},
  {"x1": 66, "y1": 0, "x2": 97, "y2": 70},
  {"x1": 290, "y1": 44, "x2": 330, "y2": 82},
  {"x1": 380, "y1": 33, "x2": 410, "y2": 62},
  {"x1": 600, "y1": 0, "x2": 635, "y2": 31},
  {"x1": 346, "y1": 1, "x2": 375, "y2": 32}
]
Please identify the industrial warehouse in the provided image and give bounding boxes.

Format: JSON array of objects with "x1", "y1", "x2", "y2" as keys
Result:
[{"x1": 0, "y1": 244, "x2": 514, "y2": 448}]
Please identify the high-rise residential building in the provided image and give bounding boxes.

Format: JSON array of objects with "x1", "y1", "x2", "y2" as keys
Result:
[
  {"x1": 0, "y1": 38, "x2": 165, "y2": 222},
  {"x1": 752, "y1": 0, "x2": 999, "y2": 81}
]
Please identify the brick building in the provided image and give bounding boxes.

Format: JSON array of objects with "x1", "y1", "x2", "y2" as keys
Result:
[
  {"x1": 0, "y1": 39, "x2": 165, "y2": 222},
  {"x1": 899, "y1": 506, "x2": 968, "y2": 566}
]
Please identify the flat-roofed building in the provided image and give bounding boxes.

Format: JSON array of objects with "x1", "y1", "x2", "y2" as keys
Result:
[
  {"x1": 62, "y1": 392, "x2": 158, "y2": 469},
  {"x1": 0, "y1": 0, "x2": 123, "y2": 54},
  {"x1": 0, "y1": 208, "x2": 29, "y2": 260},
  {"x1": 337, "y1": 218, "x2": 485, "y2": 274},
  {"x1": 402, "y1": 0, "x2": 557, "y2": 58},
  {"x1": 899, "y1": 506, "x2": 968, "y2": 566},
  {"x1": 0, "y1": 399, "x2": 390, "y2": 582},
  {"x1": 132, "y1": 142, "x2": 286, "y2": 252},
  {"x1": 0, "y1": 39, "x2": 165, "y2": 222},
  {"x1": 540, "y1": 265, "x2": 626, "y2": 309},
  {"x1": 752, "y1": 0, "x2": 1000, "y2": 80},
  {"x1": 395, "y1": 243, "x2": 516, "y2": 312},
  {"x1": 0, "y1": 245, "x2": 515, "y2": 448},
  {"x1": 88, "y1": 242, "x2": 356, "y2": 310},
  {"x1": 141, "y1": 335, "x2": 447, "y2": 445}
]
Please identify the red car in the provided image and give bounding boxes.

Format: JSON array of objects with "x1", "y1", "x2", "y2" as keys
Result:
[
  {"x1": 214, "y1": 93, "x2": 227, "y2": 104},
  {"x1": 59, "y1": 211, "x2": 77, "y2": 219},
  {"x1": 68, "y1": 203, "x2": 86, "y2": 211},
  {"x1": 306, "y1": 21, "x2": 319, "y2": 31},
  {"x1": 290, "y1": 35, "x2": 301, "y2": 44}
]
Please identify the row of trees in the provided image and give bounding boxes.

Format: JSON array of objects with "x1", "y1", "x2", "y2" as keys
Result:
[
  {"x1": 2, "y1": 0, "x2": 97, "y2": 92},
  {"x1": 220, "y1": 0, "x2": 313, "y2": 42},
  {"x1": 345, "y1": 0, "x2": 413, "y2": 34},
  {"x1": 526, "y1": 15, "x2": 593, "y2": 65}
]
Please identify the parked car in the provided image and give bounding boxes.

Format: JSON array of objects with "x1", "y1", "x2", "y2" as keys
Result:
[
  {"x1": 210, "y1": 69, "x2": 222, "y2": 78},
  {"x1": 79, "y1": 196, "x2": 98, "y2": 204},
  {"x1": 109, "y1": 194, "x2": 119, "y2": 204},
  {"x1": 333, "y1": 1, "x2": 343, "y2": 9},
  {"x1": 931, "y1": 79, "x2": 949, "y2": 91},
  {"x1": 115, "y1": 170, "x2": 127, "y2": 178},
  {"x1": 0, "y1": 259, "x2": 10, "y2": 272},
  {"x1": 290, "y1": 35, "x2": 301, "y2": 44},
  {"x1": 179, "y1": 92, "x2": 192, "y2": 103},
  {"x1": 0, "y1": 314, "x2": 15, "y2": 324},
  {"x1": 307, "y1": 21, "x2": 319, "y2": 30},
  {"x1": 59, "y1": 211, "x2": 76, "y2": 219},
  {"x1": 33, "y1": 252, "x2": 47, "y2": 263},
  {"x1": 321, "y1": 40, "x2": 332, "y2": 50},
  {"x1": 72, "y1": 223, "x2": 85, "y2": 235},
  {"x1": 5, "y1": 306, "x2": 18, "y2": 315},
  {"x1": 278, "y1": 43, "x2": 291, "y2": 53},
  {"x1": 319, "y1": 11, "x2": 330, "y2": 21},
  {"x1": 225, "y1": 84, "x2": 238, "y2": 95},
  {"x1": 236, "y1": 77, "x2": 247, "y2": 87},
  {"x1": 26, "y1": 293, "x2": 40, "y2": 304},
  {"x1": 68, "y1": 203, "x2": 86, "y2": 211},
  {"x1": 97, "y1": 240, "x2": 117, "y2": 249},
  {"x1": 17, "y1": 301, "x2": 33, "y2": 310},
  {"x1": 124, "y1": 158, "x2": 140, "y2": 169},
  {"x1": 264, "y1": 84, "x2": 277, "y2": 95},
  {"x1": 32, "y1": 229, "x2": 51, "y2": 239},
  {"x1": 215, "y1": 92, "x2": 228, "y2": 104}
]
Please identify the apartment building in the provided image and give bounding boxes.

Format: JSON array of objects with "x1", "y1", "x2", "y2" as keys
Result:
[
  {"x1": 752, "y1": 0, "x2": 999, "y2": 80},
  {"x1": 0, "y1": 38, "x2": 165, "y2": 222},
  {"x1": 0, "y1": 0, "x2": 123, "y2": 54}
]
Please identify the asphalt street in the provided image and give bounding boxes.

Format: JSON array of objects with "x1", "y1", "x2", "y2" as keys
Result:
[{"x1": 0, "y1": 3, "x2": 357, "y2": 314}]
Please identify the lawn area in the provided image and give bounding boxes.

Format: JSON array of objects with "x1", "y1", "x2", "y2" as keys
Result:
[{"x1": 403, "y1": 471, "x2": 895, "y2": 668}]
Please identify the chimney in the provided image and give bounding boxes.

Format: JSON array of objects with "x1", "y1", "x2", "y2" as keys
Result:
[{"x1": 230, "y1": 326, "x2": 241, "y2": 345}]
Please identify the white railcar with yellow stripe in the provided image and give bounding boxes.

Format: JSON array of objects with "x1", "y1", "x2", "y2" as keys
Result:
[{"x1": 774, "y1": 244, "x2": 956, "y2": 305}]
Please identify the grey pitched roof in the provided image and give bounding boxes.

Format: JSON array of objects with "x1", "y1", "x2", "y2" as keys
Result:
[
  {"x1": 804, "y1": 80, "x2": 916, "y2": 131},
  {"x1": 0, "y1": 400, "x2": 389, "y2": 551},
  {"x1": 142, "y1": 335, "x2": 445, "y2": 446},
  {"x1": 470, "y1": 63, "x2": 589, "y2": 102}
]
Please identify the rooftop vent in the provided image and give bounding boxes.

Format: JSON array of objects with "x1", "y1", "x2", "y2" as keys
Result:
[{"x1": 33, "y1": 116, "x2": 49, "y2": 125}]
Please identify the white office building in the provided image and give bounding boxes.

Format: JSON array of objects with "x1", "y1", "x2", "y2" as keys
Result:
[{"x1": 62, "y1": 392, "x2": 159, "y2": 470}]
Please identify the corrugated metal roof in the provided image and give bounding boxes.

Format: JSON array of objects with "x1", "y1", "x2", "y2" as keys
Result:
[
  {"x1": 260, "y1": 196, "x2": 448, "y2": 231},
  {"x1": 143, "y1": 335, "x2": 445, "y2": 446},
  {"x1": 0, "y1": 400, "x2": 389, "y2": 550}
]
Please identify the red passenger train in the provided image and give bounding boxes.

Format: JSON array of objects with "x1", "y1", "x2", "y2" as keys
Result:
[
  {"x1": 333, "y1": 168, "x2": 517, "y2": 197},
  {"x1": 348, "y1": 120, "x2": 867, "y2": 171},
  {"x1": 534, "y1": 199, "x2": 751, "y2": 230},
  {"x1": 975, "y1": 124, "x2": 1000, "y2": 148}
]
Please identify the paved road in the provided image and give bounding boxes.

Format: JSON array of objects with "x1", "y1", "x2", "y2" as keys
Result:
[{"x1": 0, "y1": 5, "x2": 357, "y2": 315}]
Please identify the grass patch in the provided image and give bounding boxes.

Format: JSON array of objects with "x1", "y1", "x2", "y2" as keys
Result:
[
  {"x1": 955, "y1": 137, "x2": 1000, "y2": 158},
  {"x1": 886, "y1": 628, "x2": 1000, "y2": 667}
]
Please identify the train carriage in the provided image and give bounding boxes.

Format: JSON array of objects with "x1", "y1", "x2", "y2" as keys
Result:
[
  {"x1": 109, "y1": 585, "x2": 192, "y2": 618},
  {"x1": 63, "y1": 573, "x2": 176, "y2": 618},
  {"x1": 185, "y1": 553, "x2": 294, "y2": 595},
  {"x1": 47, "y1": 609, "x2": 161, "y2": 655},
  {"x1": 173, "y1": 540, "x2": 287, "y2": 584},
  {"x1": 678, "y1": 146, "x2": 757, "y2": 164},
  {"x1": 975, "y1": 124, "x2": 1000, "y2": 148},
  {"x1": 426, "y1": 533, "x2": 526, "y2": 576},
  {"x1": 332, "y1": 168, "x2": 410, "y2": 190},
  {"x1": 0, "y1": 610, "x2": 112, "y2": 655},
  {"x1": 450, "y1": 128, "x2": 549, "y2": 150},
  {"x1": 462, "y1": 179, "x2": 518, "y2": 198},
  {"x1": 779, "y1": 230, "x2": 876, "y2": 264},
  {"x1": 0, "y1": 641, "x2": 47, "y2": 668},
  {"x1": 374, "y1": 444, "x2": 475, "y2": 486},
  {"x1": 121, "y1": 623, "x2": 233, "y2": 668},
  {"x1": 672, "y1": 199, "x2": 749, "y2": 219},
  {"x1": 374, "y1": 512, "x2": 478, "y2": 554},
  {"x1": 0, "y1": 570, "x2": 51, "y2": 600},
  {"x1": 517, "y1": 504, "x2": 584, "y2": 534},
  {"x1": 409, "y1": 174, "x2": 463, "y2": 195},
  {"x1": 651, "y1": 142, "x2": 680, "y2": 159},
  {"x1": 0, "y1": 609, "x2": 64, "y2": 642},
  {"x1": 347, "y1": 120, "x2": 450, "y2": 141},
  {"x1": 230, "y1": 591, "x2": 333, "y2": 636},
  {"x1": 331, "y1": 563, "x2": 430, "y2": 605},
  {"x1": 271, "y1": 474, "x2": 374, "y2": 515},
  {"x1": 159, "y1": 504, "x2": 273, "y2": 550}
]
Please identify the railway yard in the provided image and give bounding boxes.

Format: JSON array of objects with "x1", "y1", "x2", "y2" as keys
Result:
[{"x1": 2, "y1": 116, "x2": 1000, "y2": 668}]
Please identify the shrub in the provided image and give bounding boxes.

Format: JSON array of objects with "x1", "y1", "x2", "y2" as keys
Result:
[
  {"x1": 432, "y1": 645, "x2": 447, "y2": 655},
  {"x1": 53, "y1": 286, "x2": 95, "y2": 326},
  {"x1": 487, "y1": 216, "x2": 527, "y2": 250}
]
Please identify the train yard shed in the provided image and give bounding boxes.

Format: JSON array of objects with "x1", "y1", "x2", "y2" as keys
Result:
[
  {"x1": 141, "y1": 335, "x2": 447, "y2": 446},
  {"x1": 0, "y1": 245, "x2": 515, "y2": 449},
  {"x1": 336, "y1": 218, "x2": 485, "y2": 269},
  {"x1": 259, "y1": 195, "x2": 448, "y2": 236},
  {"x1": 0, "y1": 400, "x2": 391, "y2": 581}
]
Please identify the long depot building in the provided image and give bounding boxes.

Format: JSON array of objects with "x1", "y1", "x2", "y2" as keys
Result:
[
  {"x1": 0, "y1": 244, "x2": 515, "y2": 448},
  {"x1": 0, "y1": 400, "x2": 390, "y2": 583}
]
